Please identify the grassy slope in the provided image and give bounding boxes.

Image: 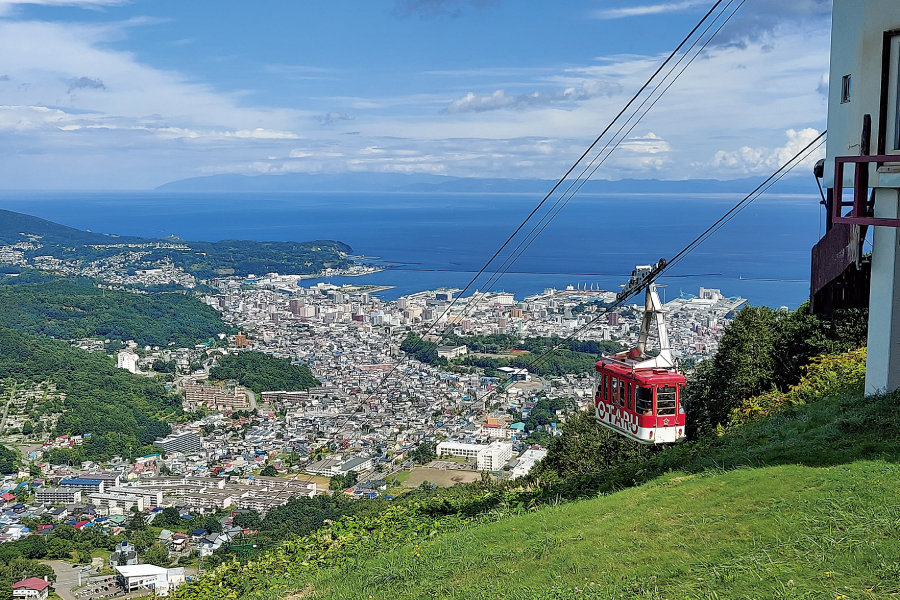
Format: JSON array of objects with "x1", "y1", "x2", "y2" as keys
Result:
[
  {"x1": 308, "y1": 462, "x2": 900, "y2": 600},
  {"x1": 270, "y1": 385, "x2": 900, "y2": 600}
]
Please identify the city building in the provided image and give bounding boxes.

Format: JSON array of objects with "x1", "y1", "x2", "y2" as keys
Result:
[
  {"x1": 59, "y1": 478, "x2": 105, "y2": 494},
  {"x1": 437, "y1": 345, "x2": 468, "y2": 359},
  {"x1": 35, "y1": 488, "x2": 82, "y2": 505},
  {"x1": 183, "y1": 382, "x2": 249, "y2": 411},
  {"x1": 436, "y1": 441, "x2": 513, "y2": 471},
  {"x1": 510, "y1": 448, "x2": 548, "y2": 480},
  {"x1": 116, "y1": 350, "x2": 139, "y2": 374},
  {"x1": 153, "y1": 431, "x2": 202, "y2": 455},
  {"x1": 497, "y1": 367, "x2": 530, "y2": 382},
  {"x1": 115, "y1": 565, "x2": 185, "y2": 596},
  {"x1": 109, "y1": 541, "x2": 138, "y2": 567}
]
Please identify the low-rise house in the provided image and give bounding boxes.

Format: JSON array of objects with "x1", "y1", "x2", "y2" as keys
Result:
[{"x1": 12, "y1": 578, "x2": 51, "y2": 600}]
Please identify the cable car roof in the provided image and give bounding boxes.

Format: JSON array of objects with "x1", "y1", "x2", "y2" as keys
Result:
[{"x1": 595, "y1": 359, "x2": 686, "y2": 385}]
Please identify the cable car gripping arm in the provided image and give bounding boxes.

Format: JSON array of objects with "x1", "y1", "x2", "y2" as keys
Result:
[
  {"x1": 616, "y1": 258, "x2": 667, "y2": 304},
  {"x1": 615, "y1": 259, "x2": 675, "y2": 370}
]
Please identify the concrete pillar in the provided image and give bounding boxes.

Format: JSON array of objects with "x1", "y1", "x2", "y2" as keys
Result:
[{"x1": 866, "y1": 187, "x2": 900, "y2": 394}]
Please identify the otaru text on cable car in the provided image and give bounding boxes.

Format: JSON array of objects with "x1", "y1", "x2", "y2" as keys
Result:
[{"x1": 594, "y1": 260, "x2": 686, "y2": 444}]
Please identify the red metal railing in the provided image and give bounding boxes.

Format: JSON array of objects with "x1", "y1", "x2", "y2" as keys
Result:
[{"x1": 833, "y1": 155, "x2": 900, "y2": 227}]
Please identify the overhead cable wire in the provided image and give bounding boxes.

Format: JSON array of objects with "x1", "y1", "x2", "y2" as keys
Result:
[{"x1": 468, "y1": 0, "x2": 747, "y2": 301}]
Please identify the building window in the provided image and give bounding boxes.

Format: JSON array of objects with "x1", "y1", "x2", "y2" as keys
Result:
[{"x1": 841, "y1": 74, "x2": 852, "y2": 103}]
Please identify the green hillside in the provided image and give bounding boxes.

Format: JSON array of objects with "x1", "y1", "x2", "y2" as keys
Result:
[
  {"x1": 209, "y1": 351, "x2": 319, "y2": 395},
  {"x1": 308, "y1": 462, "x2": 899, "y2": 600},
  {"x1": 0, "y1": 326, "x2": 181, "y2": 462},
  {"x1": 0, "y1": 275, "x2": 230, "y2": 346}
]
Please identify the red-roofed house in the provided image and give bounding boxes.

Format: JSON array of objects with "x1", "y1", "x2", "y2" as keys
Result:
[
  {"x1": 73, "y1": 520, "x2": 89, "y2": 530},
  {"x1": 1, "y1": 492, "x2": 15, "y2": 503},
  {"x1": 13, "y1": 578, "x2": 51, "y2": 600}
]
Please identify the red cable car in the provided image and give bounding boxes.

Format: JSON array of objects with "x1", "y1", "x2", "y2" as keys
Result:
[{"x1": 594, "y1": 263, "x2": 687, "y2": 444}]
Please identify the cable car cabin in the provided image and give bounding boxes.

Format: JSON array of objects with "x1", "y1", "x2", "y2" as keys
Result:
[{"x1": 594, "y1": 358, "x2": 686, "y2": 444}]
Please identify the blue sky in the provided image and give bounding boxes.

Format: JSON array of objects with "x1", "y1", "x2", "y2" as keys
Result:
[{"x1": 0, "y1": 0, "x2": 832, "y2": 188}]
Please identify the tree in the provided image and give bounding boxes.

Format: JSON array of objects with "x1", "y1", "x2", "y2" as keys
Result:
[
  {"x1": 528, "y1": 411, "x2": 642, "y2": 484},
  {"x1": 126, "y1": 511, "x2": 147, "y2": 532},
  {"x1": 143, "y1": 542, "x2": 170, "y2": 567},
  {"x1": 17, "y1": 535, "x2": 48, "y2": 559},
  {"x1": 232, "y1": 511, "x2": 262, "y2": 530},
  {"x1": 328, "y1": 471, "x2": 358, "y2": 491},
  {"x1": 682, "y1": 303, "x2": 867, "y2": 438},
  {"x1": 259, "y1": 465, "x2": 278, "y2": 477},
  {"x1": 408, "y1": 442, "x2": 436, "y2": 465},
  {"x1": 201, "y1": 516, "x2": 222, "y2": 533},
  {"x1": 46, "y1": 537, "x2": 73, "y2": 560},
  {"x1": 21, "y1": 421, "x2": 33, "y2": 436},
  {"x1": 157, "y1": 507, "x2": 182, "y2": 528}
]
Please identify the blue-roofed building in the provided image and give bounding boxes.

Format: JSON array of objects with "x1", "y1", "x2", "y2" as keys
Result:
[{"x1": 59, "y1": 478, "x2": 105, "y2": 494}]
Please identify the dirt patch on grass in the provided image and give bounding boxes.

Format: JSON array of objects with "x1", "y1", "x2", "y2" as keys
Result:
[{"x1": 401, "y1": 467, "x2": 482, "y2": 488}]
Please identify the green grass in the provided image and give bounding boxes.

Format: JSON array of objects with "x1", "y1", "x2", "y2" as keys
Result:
[{"x1": 305, "y1": 461, "x2": 900, "y2": 599}]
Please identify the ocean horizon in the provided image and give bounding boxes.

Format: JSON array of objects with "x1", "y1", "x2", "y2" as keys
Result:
[{"x1": 0, "y1": 190, "x2": 823, "y2": 308}]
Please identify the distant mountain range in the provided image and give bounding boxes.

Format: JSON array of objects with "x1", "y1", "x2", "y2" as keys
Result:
[{"x1": 156, "y1": 172, "x2": 819, "y2": 195}]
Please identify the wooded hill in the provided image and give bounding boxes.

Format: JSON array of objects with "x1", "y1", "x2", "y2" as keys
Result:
[
  {"x1": 0, "y1": 274, "x2": 230, "y2": 347},
  {"x1": 0, "y1": 326, "x2": 180, "y2": 463},
  {"x1": 0, "y1": 208, "x2": 353, "y2": 279}
]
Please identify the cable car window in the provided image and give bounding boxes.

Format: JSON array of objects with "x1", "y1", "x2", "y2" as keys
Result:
[
  {"x1": 627, "y1": 383, "x2": 633, "y2": 411},
  {"x1": 611, "y1": 377, "x2": 617, "y2": 404},
  {"x1": 618, "y1": 379, "x2": 626, "y2": 407},
  {"x1": 636, "y1": 386, "x2": 653, "y2": 415},
  {"x1": 657, "y1": 386, "x2": 677, "y2": 416}
]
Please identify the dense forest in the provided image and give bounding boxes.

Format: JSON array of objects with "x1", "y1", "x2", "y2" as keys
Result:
[
  {"x1": 209, "y1": 352, "x2": 319, "y2": 395},
  {"x1": 0, "y1": 276, "x2": 229, "y2": 347},
  {"x1": 0, "y1": 208, "x2": 354, "y2": 279},
  {"x1": 400, "y1": 332, "x2": 621, "y2": 377},
  {"x1": 0, "y1": 327, "x2": 180, "y2": 461}
]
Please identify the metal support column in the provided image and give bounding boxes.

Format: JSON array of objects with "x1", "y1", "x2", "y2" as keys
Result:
[{"x1": 866, "y1": 187, "x2": 900, "y2": 394}]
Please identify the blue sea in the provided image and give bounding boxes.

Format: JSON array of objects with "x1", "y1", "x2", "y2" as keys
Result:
[{"x1": 0, "y1": 190, "x2": 824, "y2": 308}]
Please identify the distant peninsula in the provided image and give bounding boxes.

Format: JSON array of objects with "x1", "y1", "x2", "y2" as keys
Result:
[{"x1": 0, "y1": 208, "x2": 353, "y2": 280}]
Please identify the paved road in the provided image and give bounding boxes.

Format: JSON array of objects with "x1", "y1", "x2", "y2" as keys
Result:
[
  {"x1": 0, "y1": 387, "x2": 15, "y2": 434},
  {"x1": 245, "y1": 390, "x2": 257, "y2": 411},
  {"x1": 42, "y1": 560, "x2": 84, "y2": 600}
]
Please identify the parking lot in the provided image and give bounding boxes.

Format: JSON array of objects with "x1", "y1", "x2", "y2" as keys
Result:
[{"x1": 76, "y1": 575, "x2": 125, "y2": 600}]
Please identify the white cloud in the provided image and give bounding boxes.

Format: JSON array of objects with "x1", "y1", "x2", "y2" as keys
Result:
[
  {"x1": 591, "y1": 0, "x2": 707, "y2": 20},
  {"x1": 708, "y1": 128, "x2": 825, "y2": 174},
  {"x1": 151, "y1": 127, "x2": 300, "y2": 140},
  {"x1": 0, "y1": 19, "x2": 303, "y2": 130},
  {"x1": 0, "y1": 7, "x2": 832, "y2": 187},
  {"x1": 443, "y1": 80, "x2": 620, "y2": 113},
  {"x1": 620, "y1": 132, "x2": 670, "y2": 154}
]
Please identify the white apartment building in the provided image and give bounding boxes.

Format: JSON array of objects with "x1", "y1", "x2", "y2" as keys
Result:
[
  {"x1": 436, "y1": 441, "x2": 513, "y2": 471},
  {"x1": 116, "y1": 350, "x2": 139, "y2": 374},
  {"x1": 35, "y1": 487, "x2": 82, "y2": 505},
  {"x1": 510, "y1": 448, "x2": 548, "y2": 480}
]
